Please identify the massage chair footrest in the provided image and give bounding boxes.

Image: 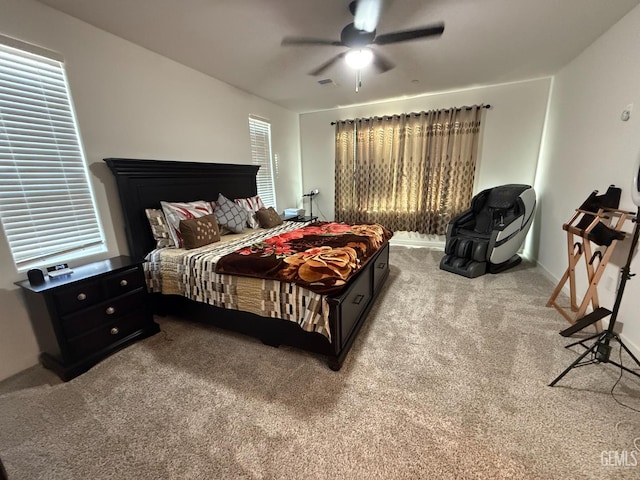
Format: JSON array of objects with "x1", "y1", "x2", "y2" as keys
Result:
[{"x1": 439, "y1": 255, "x2": 487, "y2": 278}]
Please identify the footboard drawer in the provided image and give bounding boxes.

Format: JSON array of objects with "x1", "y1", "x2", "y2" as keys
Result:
[
  {"x1": 373, "y1": 243, "x2": 389, "y2": 293},
  {"x1": 337, "y1": 268, "x2": 372, "y2": 349}
]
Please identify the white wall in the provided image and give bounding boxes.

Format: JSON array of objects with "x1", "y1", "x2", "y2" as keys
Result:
[
  {"x1": 299, "y1": 79, "x2": 551, "y2": 252},
  {"x1": 535, "y1": 4, "x2": 640, "y2": 354},
  {"x1": 0, "y1": 0, "x2": 302, "y2": 380}
]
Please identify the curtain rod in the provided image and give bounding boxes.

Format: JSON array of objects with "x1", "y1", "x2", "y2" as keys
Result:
[{"x1": 330, "y1": 104, "x2": 491, "y2": 125}]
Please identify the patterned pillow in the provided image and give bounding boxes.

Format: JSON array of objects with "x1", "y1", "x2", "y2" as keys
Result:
[
  {"x1": 256, "y1": 207, "x2": 283, "y2": 229},
  {"x1": 160, "y1": 200, "x2": 213, "y2": 248},
  {"x1": 234, "y1": 195, "x2": 265, "y2": 229},
  {"x1": 144, "y1": 208, "x2": 175, "y2": 248},
  {"x1": 213, "y1": 194, "x2": 248, "y2": 234},
  {"x1": 179, "y1": 214, "x2": 221, "y2": 249}
]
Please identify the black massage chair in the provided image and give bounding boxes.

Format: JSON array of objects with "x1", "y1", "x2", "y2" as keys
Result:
[{"x1": 440, "y1": 184, "x2": 536, "y2": 278}]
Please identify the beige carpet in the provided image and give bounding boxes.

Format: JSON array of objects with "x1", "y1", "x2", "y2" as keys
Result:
[{"x1": 1, "y1": 246, "x2": 639, "y2": 479}]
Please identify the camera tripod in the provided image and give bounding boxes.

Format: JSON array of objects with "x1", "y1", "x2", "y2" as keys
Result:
[{"x1": 549, "y1": 207, "x2": 640, "y2": 387}]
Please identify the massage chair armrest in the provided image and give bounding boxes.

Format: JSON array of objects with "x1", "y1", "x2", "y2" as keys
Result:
[{"x1": 448, "y1": 208, "x2": 476, "y2": 234}]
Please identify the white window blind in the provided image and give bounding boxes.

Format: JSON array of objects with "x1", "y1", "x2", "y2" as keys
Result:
[
  {"x1": 248, "y1": 116, "x2": 276, "y2": 208},
  {"x1": 0, "y1": 37, "x2": 105, "y2": 270}
]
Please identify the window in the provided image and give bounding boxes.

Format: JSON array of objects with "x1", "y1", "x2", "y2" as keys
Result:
[
  {"x1": 334, "y1": 106, "x2": 484, "y2": 235},
  {"x1": 248, "y1": 116, "x2": 276, "y2": 209},
  {"x1": 0, "y1": 36, "x2": 105, "y2": 271}
]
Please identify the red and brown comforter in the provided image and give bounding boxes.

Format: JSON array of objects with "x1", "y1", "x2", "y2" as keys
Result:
[{"x1": 215, "y1": 222, "x2": 393, "y2": 295}]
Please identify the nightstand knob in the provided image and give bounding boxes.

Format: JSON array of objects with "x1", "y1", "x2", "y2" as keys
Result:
[
  {"x1": 120, "y1": 279, "x2": 128, "y2": 287},
  {"x1": 77, "y1": 293, "x2": 87, "y2": 301},
  {"x1": 110, "y1": 327, "x2": 119, "y2": 335},
  {"x1": 105, "y1": 306, "x2": 116, "y2": 315}
]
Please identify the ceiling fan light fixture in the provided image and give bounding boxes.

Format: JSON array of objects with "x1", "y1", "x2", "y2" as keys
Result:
[{"x1": 345, "y1": 48, "x2": 374, "y2": 70}]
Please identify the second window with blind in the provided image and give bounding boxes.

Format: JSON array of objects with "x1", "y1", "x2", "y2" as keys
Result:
[{"x1": 248, "y1": 116, "x2": 276, "y2": 210}]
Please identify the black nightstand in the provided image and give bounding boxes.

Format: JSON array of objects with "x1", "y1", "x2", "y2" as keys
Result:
[
  {"x1": 283, "y1": 215, "x2": 318, "y2": 222},
  {"x1": 15, "y1": 256, "x2": 160, "y2": 381}
]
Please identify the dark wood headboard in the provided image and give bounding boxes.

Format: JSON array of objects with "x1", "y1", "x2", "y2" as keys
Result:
[{"x1": 105, "y1": 158, "x2": 259, "y2": 261}]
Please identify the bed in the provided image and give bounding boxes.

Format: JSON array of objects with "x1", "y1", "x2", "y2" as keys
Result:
[{"x1": 105, "y1": 157, "x2": 391, "y2": 370}]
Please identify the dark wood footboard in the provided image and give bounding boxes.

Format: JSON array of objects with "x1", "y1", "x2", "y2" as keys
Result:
[{"x1": 326, "y1": 242, "x2": 389, "y2": 369}]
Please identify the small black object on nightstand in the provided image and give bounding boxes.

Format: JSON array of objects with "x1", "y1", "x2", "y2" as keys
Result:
[{"x1": 27, "y1": 268, "x2": 45, "y2": 286}]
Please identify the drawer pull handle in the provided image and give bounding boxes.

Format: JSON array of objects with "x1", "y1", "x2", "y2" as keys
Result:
[
  {"x1": 106, "y1": 306, "x2": 116, "y2": 315},
  {"x1": 353, "y1": 294, "x2": 364, "y2": 305},
  {"x1": 377, "y1": 262, "x2": 386, "y2": 269},
  {"x1": 77, "y1": 293, "x2": 87, "y2": 301},
  {"x1": 110, "y1": 327, "x2": 119, "y2": 335},
  {"x1": 120, "y1": 279, "x2": 128, "y2": 287}
]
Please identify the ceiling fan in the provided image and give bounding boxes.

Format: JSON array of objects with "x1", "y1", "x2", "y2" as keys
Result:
[{"x1": 281, "y1": 0, "x2": 445, "y2": 77}]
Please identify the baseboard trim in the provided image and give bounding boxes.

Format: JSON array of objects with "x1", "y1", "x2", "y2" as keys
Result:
[{"x1": 389, "y1": 231, "x2": 445, "y2": 250}]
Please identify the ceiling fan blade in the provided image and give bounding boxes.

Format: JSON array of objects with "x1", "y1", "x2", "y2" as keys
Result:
[
  {"x1": 309, "y1": 52, "x2": 347, "y2": 76},
  {"x1": 374, "y1": 23, "x2": 445, "y2": 45},
  {"x1": 354, "y1": 0, "x2": 384, "y2": 33},
  {"x1": 281, "y1": 37, "x2": 343, "y2": 47},
  {"x1": 371, "y1": 50, "x2": 395, "y2": 73}
]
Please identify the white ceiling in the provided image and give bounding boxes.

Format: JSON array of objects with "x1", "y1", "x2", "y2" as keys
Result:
[{"x1": 37, "y1": 0, "x2": 640, "y2": 113}]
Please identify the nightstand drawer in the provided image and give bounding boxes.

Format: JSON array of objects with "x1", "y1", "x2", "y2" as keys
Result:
[
  {"x1": 67, "y1": 310, "x2": 150, "y2": 360},
  {"x1": 62, "y1": 289, "x2": 147, "y2": 338},
  {"x1": 54, "y1": 281, "x2": 104, "y2": 315},
  {"x1": 104, "y1": 267, "x2": 145, "y2": 297}
]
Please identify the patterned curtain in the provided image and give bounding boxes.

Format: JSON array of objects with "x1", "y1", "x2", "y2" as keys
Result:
[{"x1": 334, "y1": 106, "x2": 483, "y2": 235}]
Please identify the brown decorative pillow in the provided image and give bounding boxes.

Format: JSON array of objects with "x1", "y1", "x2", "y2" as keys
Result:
[
  {"x1": 160, "y1": 200, "x2": 213, "y2": 247},
  {"x1": 256, "y1": 207, "x2": 283, "y2": 229},
  {"x1": 179, "y1": 214, "x2": 221, "y2": 249}
]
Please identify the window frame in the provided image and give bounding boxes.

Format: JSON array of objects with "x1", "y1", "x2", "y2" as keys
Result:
[{"x1": 0, "y1": 35, "x2": 106, "y2": 272}]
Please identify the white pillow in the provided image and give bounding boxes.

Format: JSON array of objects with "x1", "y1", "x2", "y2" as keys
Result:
[
  {"x1": 234, "y1": 195, "x2": 266, "y2": 229},
  {"x1": 160, "y1": 200, "x2": 213, "y2": 248}
]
